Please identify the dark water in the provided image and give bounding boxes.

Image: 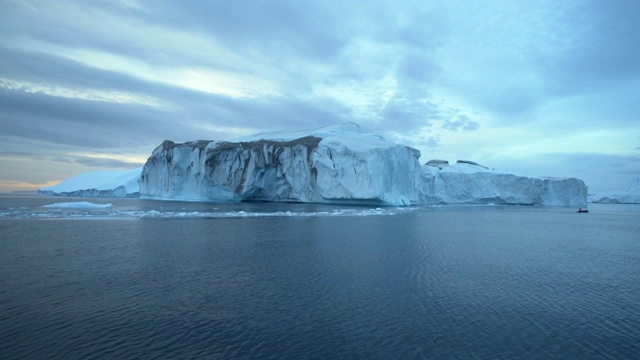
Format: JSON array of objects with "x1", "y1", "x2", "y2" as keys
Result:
[{"x1": 1, "y1": 196, "x2": 639, "y2": 359}]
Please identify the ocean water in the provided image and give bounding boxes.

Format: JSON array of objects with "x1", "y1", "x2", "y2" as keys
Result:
[{"x1": 1, "y1": 195, "x2": 639, "y2": 359}]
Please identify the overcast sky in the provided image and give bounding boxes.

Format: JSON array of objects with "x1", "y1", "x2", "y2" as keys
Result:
[{"x1": 1, "y1": 0, "x2": 639, "y2": 193}]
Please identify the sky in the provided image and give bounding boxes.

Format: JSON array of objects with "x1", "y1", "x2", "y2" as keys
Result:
[{"x1": 1, "y1": 0, "x2": 639, "y2": 194}]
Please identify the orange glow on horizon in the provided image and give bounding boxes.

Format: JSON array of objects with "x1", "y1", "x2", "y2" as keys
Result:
[{"x1": 0, "y1": 180, "x2": 61, "y2": 193}]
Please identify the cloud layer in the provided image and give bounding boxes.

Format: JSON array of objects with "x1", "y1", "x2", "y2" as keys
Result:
[{"x1": 1, "y1": 0, "x2": 638, "y2": 192}]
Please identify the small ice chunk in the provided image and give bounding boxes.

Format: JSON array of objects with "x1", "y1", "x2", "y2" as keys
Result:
[{"x1": 42, "y1": 202, "x2": 113, "y2": 209}]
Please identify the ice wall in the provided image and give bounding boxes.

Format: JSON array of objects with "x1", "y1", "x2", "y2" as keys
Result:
[
  {"x1": 419, "y1": 162, "x2": 588, "y2": 206},
  {"x1": 139, "y1": 124, "x2": 422, "y2": 206}
]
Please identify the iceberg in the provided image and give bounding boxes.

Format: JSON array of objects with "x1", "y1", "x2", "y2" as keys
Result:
[
  {"x1": 39, "y1": 122, "x2": 588, "y2": 207},
  {"x1": 140, "y1": 122, "x2": 421, "y2": 206},
  {"x1": 38, "y1": 167, "x2": 142, "y2": 198},
  {"x1": 42, "y1": 202, "x2": 114, "y2": 209},
  {"x1": 591, "y1": 177, "x2": 640, "y2": 204},
  {"x1": 420, "y1": 161, "x2": 587, "y2": 206},
  {"x1": 139, "y1": 122, "x2": 587, "y2": 206}
]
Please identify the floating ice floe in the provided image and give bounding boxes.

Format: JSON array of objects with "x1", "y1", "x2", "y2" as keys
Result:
[{"x1": 42, "y1": 202, "x2": 114, "y2": 209}]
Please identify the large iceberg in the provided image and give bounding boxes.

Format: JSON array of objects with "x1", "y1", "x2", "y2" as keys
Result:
[
  {"x1": 138, "y1": 122, "x2": 587, "y2": 206},
  {"x1": 140, "y1": 122, "x2": 421, "y2": 206},
  {"x1": 591, "y1": 177, "x2": 640, "y2": 204},
  {"x1": 38, "y1": 123, "x2": 588, "y2": 206},
  {"x1": 38, "y1": 167, "x2": 141, "y2": 198}
]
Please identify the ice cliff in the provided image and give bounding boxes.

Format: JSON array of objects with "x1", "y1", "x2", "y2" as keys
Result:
[
  {"x1": 140, "y1": 123, "x2": 421, "y2": 206},
  {"x1": 591, "y1": 177, "x2": 640, "y2": 204},
  {"x1": 38, "y1": 168, "x2": 141, "y2": 198},
  {"x1": 420, "y1": 161, "x2": 587, "y2": 206}
]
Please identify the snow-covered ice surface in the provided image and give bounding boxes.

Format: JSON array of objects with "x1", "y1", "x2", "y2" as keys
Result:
[
  {"x1": 591, "y1": 177, "x2": 640, "y2": 204},
  {"x1": 38, "y1": 167, "x2": 142, "y2": 198}
]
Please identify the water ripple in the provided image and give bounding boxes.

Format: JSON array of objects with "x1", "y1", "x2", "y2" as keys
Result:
[{"x1": 1, "y1": 203, "x2": 639, "y2": 359}]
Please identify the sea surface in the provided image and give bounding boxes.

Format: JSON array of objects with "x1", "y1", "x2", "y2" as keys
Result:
[{"x1": 1, "y1": 195, "x2": 639, "y2": 359}]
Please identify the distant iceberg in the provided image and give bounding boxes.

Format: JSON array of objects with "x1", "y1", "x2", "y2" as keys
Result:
[
  {"x1": 38, "y1": 123, "x2": 588, "y2": 206},
  {"x1": 38, "y1": 167, "x2": 141, "y2": 198},
  {"x1": 591, "y1": 177, "x2": 640, "y2": 204},
  {"x1": 420, "y1": 161, "x2": 587, "y2": 206}
]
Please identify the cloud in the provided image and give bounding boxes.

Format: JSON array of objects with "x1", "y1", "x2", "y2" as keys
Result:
[
  {"x1": 0, "y1": 45, "x2": 173, "y2": 102},
  {"x1": 145, "y1": 0, "x2": 348, "y2": 62},
  {"x1": 0, "y1": 87, "x2": 173, "y2": 148},
  {"x1": 0, "y1": 84, "x2": 354, "y2": 151},
  {"x1": 424, "y1": 136, "x2": 440, "y2": 148},
  {"x1": 73, "y1": 156, "x2": 144, "y2": 168},
  {"x1": 549, "y1": 1, "x2": 640, "y2": 93},
  {"x1": 397, "y1": 52, "x2": 441, "y2": 83},
  {"x1": 381, "y1": 97, "x2": 434, "y2": 132},
  {"x1": 441, "y1": 115, "x2": 479, "y2": 132},
  {"x1": 0, "y1": 0, "x2": 638, "y2": 191}
]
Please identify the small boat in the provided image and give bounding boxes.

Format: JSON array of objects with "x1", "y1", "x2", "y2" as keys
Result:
[{"x1": 577, "y1": 208, "x2": 589, "y2": 213}]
